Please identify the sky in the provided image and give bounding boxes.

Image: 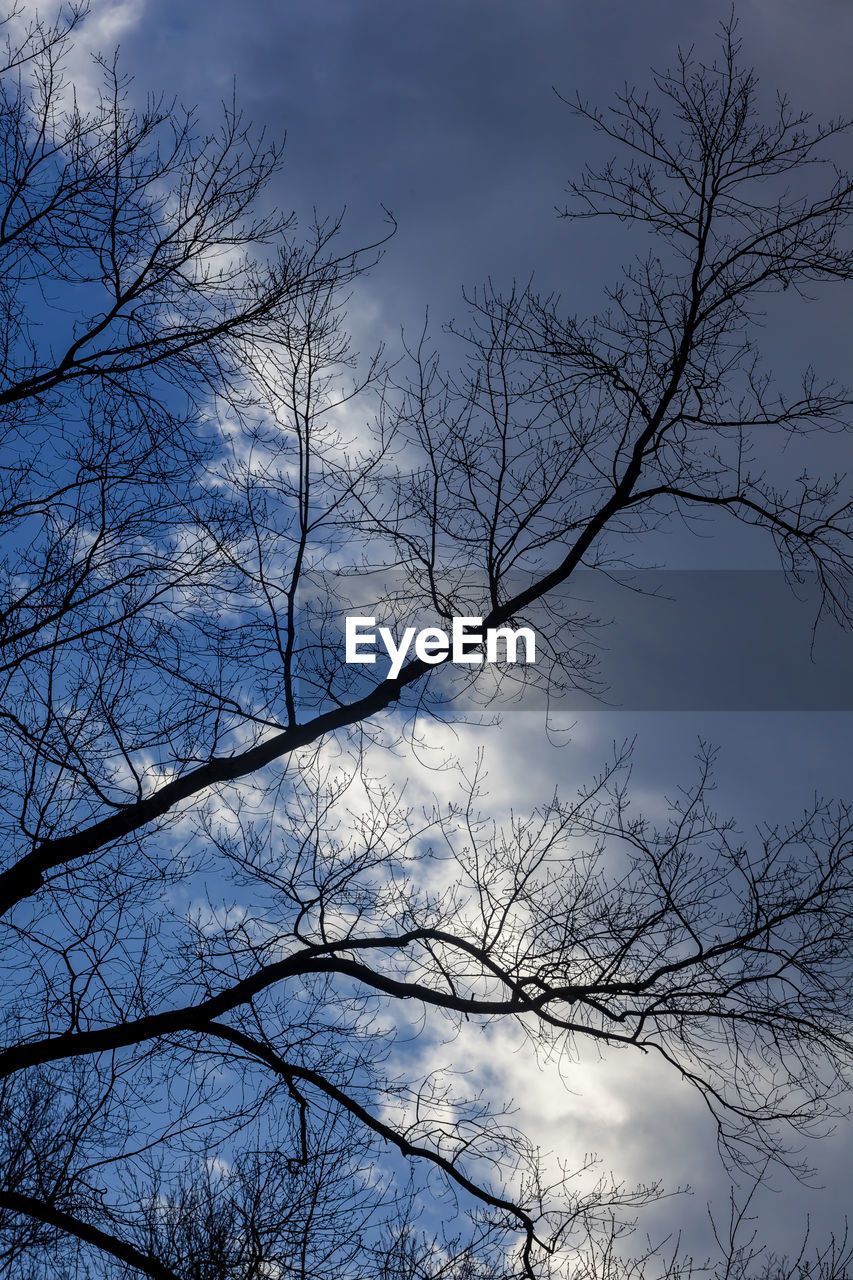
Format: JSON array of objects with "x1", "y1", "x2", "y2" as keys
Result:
[{"x1": 60, "y1": 0, "x2": 853, "y2": 1266}]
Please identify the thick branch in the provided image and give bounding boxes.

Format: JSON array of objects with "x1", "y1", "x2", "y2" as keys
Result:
[{"x1": 0, "y1": 1189, "x2": 179, "y2": 1280}]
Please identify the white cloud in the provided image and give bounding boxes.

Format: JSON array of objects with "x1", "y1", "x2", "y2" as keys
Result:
[
  {"x1": 63, "y1": 0, "x2": 146, "y2": 110},
  {"x1": 204, "y1": 1154, "x2": 232, "y2": 1180},
  {"x1": 5, "y1": 0, "x2": 148, "y2": 112}
]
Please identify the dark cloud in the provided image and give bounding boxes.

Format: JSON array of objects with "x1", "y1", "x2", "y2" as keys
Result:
[{"x1": 123, "y1": 1, "x2": 853, "y2": 314}]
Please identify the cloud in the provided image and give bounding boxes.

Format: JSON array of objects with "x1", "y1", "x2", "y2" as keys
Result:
[{"x1": 62, "y1": 0, "x2": 147, "y2": 112}]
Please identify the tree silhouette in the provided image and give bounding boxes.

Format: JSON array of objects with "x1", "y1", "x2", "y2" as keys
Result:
[{"x1": 1, "y1": 8, "x2": 853, "y2": 1277}]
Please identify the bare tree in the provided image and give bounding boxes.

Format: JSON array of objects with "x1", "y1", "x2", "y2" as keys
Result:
[{"x1": 1, "y1": 10, "x2": 853, "y2": 1278}]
